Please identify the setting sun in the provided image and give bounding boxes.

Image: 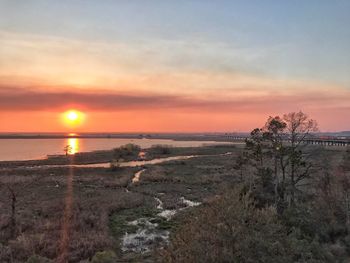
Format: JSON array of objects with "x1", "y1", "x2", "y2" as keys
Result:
[
  {"x1": 67, "y1": 111, "x2": 78, "y2": 121},
  {"x1": 1, "y1": 2, "x2": 350, "y2": 262},
  {"x1": 62, "y1": 110, "x2": 85, "y2": 128}
]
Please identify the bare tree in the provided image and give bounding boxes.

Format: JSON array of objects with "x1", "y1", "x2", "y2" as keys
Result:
[
  {"x1": 245, "y1": 111, "x2": 318, "y2": 208},
  {"x1": 0, "y1": 175, "x2": 45, "y2": 239},
  {"x1": 283, "y1": 111, "x2": 318, "y2": 205}
]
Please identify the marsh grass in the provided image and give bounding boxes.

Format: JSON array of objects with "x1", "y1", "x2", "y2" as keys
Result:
[{"x1": 1, "y1": 144, "x2": 346, "y2": 262}]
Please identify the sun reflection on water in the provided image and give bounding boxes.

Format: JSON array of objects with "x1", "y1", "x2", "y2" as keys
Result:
[{"x1": 66, "y1": 138, "x2": 79, "y2": 155}]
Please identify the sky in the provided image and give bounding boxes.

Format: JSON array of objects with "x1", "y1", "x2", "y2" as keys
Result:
[{"x1": 0, "y1": 0, "x2": 349, "y2": 132}]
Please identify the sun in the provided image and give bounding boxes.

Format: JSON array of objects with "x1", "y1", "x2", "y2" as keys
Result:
[
  {"x1": 62, "y1": 110, "x2": 85, "y2": 127},
  {"x1": 67, "y1": 111, "x2": 78, "y2": 121}
]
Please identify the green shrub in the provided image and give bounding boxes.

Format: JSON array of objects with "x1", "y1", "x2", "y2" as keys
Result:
[{"x1": 91, "y1": 250, "x2": 117, "y2": 263}]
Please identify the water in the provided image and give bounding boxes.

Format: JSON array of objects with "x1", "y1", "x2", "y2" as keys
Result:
[
  {"x1": 121, "y1": 195, "x2": 201, "y2": 253},
  {"x1": 77, "y1": 155, "x2": 198, "y2": 168},
  {"x1": 0, "y1": 138, "x2": 231, "y2": 161},
  {"x1": 132, "y1": 169, "x2": 146, "y2": 183}
]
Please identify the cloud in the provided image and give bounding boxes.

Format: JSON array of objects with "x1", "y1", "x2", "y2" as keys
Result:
[
  {"x1": 0, "y1": 30, "x2": 280, "y2": 89},
  {"x1": 0, "y1": 86, "x2": 349, "y2": 115}
]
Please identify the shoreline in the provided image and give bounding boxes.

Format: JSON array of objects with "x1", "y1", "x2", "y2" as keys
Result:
[
  {"x1": 0, "y1": 133, "x2": 246, "y2": 142},
  {"x1": 0, "y1": 144, "x2": 240, "y2": 168},
  {"x1": 0, "y1": 144, "x2": 240, "y2": 261}
]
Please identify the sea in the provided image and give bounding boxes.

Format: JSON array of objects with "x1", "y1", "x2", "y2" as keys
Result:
[{"x1": 0, "y1": 137, "x2": 231, "y2": 161}]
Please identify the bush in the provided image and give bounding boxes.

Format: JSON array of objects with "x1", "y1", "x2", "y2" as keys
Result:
[
  {"x1": 110, "y1": 144, "x2": 141, "y2": 169},
  {"x1": 26, "y1": 255, "x2": 52, "y2": 263},
  {"x1": 91, "y1": 250, "x2": 117, "y2": 263},
  {"x1": 160, "y1": 187, "x2": 330, "y2": 263},
  {"x1": 151, "y1": 145, "x2": 172, "y2": 154},
  {"x1": 113, "y1": 144, "x2": 140, "y2": 159},
  {"x1": 109, "y1": 161, "x2": 121, "y2": 171}
]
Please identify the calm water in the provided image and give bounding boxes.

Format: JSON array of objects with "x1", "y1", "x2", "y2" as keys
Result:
[{"x1": 0, "y1": 138, "x2": 231, "y2": 161}]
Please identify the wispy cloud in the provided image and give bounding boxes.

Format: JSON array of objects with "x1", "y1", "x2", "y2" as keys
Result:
[
  {"x1": 1, "y1": 86, "x2": 349, "y2": 115},
  {"x1": 0, "y1": 30, "x2": 287, "y2": 89}
]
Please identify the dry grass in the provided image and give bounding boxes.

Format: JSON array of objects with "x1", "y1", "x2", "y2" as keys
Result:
[
  {"x1": 1, "y1": 145, "x2": 345, "y2": 262},
  {"x1": 0, "y1": 166, "x2": 146, "y2": 262}
]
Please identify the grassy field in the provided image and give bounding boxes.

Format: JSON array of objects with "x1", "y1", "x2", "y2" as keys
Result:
[{"x1": 0, "y1": 144, "x2": 347, "y2": 262}]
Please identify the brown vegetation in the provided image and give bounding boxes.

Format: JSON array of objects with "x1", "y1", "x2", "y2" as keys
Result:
[
  {"x1": 159, "y1": 112, "x2": 350, "y2": 262},
  {"x1": 1, "y1": 132, "x2": 349, "y2": 262}
]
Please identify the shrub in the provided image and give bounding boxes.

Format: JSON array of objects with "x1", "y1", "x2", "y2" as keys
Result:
[
  {"x1": 110, "y1": 144, "x2": 141, "y2": 169},
  {"x1": 160, "y1": 187, "x2": 330, "y2": 263},
  {"x1": 91, "y1": 250, "x2": 117, "y2": 263},
  {"x1": 26, "y1": 255, "x2": 52, "y2": 263},
  {"x1": 151, "y1": 145, "x2": 172, "y2": 154},
  {"x1": 116, "y1": 144, "x2": 141, "y2": 156}
]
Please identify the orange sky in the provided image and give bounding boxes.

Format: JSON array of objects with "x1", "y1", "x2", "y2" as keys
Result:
[
  {"x1": 1, "y1": 87, "x2": 349, "y2": 132},
  {"x1": 1, "y1": 66, "x2": 349, "y2": 132}
]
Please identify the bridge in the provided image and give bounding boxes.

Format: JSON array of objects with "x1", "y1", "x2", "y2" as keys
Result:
[
  {"x1": 223, "y1": 134, "x2": 350, "y2": 147},
  {"x1": 302, "y1": 138, "x2": 350, "y2": 147}
]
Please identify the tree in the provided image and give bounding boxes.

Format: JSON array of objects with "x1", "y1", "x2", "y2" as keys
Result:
[
  {"x1": 0, "y1": 175, "x2": 44, "y2": 239},
  {"x1": 243, "y1": 128, "x2": 276, "y2": 206},
  {"x1": 6, "y1": 185, "x2": 16, "y2": 238},
  {"x1": 234, "y1": 152, "x2": 249, "y2": 182},
  {"x1": 283, "y1": 111, "x2": 318, "y2": 205},
  {"x1": 63, "y1": 145, "x2": 72, "y2": 156},
  {"x1": 263, "y1": 116, "x2": 287, "y2": 205},
  {"x1": 245, "y1": 128, "x2": 266, "y2": 168},
  {"x1": 245, "y1": 111, "x2": 318, "y2": 208}
]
